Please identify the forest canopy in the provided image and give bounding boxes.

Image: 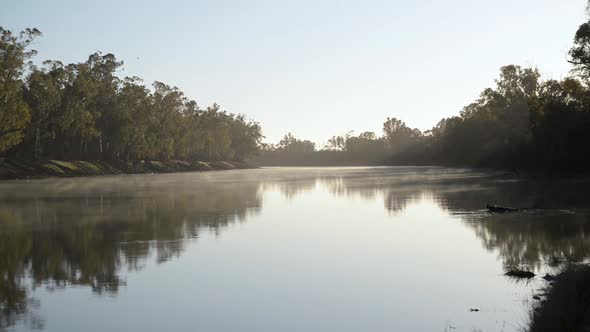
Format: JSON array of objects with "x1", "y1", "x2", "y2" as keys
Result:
[{"x1": 0, "y1": 27, "x2": 263, "y2": 162}]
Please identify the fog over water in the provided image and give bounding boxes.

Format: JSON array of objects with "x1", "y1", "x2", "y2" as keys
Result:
[{"x1": 1, "y1": 167, "x2": 589, "y2": 332}]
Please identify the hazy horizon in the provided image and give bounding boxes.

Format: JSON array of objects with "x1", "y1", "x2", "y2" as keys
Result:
[{"x1": 2, "y1": 0, "x2": 586, "y2": 145}]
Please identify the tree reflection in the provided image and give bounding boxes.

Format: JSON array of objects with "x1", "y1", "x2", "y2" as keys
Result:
[
  {"x1": 0, "y1": 220, "x2": 30, "y2": 331},
  {"x1": 0, "y1": 174, "x2": 263, "y2": 330},
  {"x1": 446, "y1": 181, "x2": 590, "y2": 270},
  {"x1": 440, "y1": 179, "x2": 590, "y2": 271},
  {"x1": 316, "y1": 170, "x2": 590, "y2": 268},
  {"x1": 469, "y1": 213, "x2": 590, "y2": 270},
  {"x1": 1, "y1": 169, "x2": 590, "y2": 330}
]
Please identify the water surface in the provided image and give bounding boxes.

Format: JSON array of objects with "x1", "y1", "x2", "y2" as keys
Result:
[{"x1": 1, "y1": 167, "x2": 589, "y2": 331}]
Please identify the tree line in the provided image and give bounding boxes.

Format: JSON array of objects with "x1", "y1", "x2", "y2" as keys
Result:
[
  {"x1": 0, "y1": 27, "x2": 263, "y2": 163},
  {"x1": 3, "y1": 13, "x2": 590, "y2": 171},
  {"x1": 259, "y1": 15, "x2": 590, "y2": 172}
]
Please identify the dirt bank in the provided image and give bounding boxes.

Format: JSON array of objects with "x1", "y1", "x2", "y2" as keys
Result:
[{"x1": 0, "y1": 159, "x2": 253, "y2": 180}]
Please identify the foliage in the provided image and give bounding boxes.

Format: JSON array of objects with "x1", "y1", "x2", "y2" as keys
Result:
[
  {"x1": 1, "y1": 27, "x2": 263, "y2": 162},
  {"x1": 0, "y1": 27, "x2": 40, "y2": 152},
  {"x1": 278, "y1": 133, "x2": 316, "y2": 153},
  {"x1": 260, "y1": 63, "x2": 590, "y2": 171}
]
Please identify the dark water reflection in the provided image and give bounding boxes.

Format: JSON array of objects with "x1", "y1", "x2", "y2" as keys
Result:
[
  {"x1": 1, "y1": 167, "x2": 589, "y2": 331},
  {"x1": 0, "y1": 174, "x2": 263, "y2": 330}
]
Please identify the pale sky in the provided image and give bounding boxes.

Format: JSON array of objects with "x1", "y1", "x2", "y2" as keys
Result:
[{"x1": 2, "y1": 0, "x2": 587, "y2": 145}]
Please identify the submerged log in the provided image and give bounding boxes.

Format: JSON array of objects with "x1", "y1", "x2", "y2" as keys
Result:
[
  {"x1": 486, "y1": 204, "x2": 520, "y2": 213},
  {"x1": 505, "y1": 268, "x2": 535, "y2": 279}
]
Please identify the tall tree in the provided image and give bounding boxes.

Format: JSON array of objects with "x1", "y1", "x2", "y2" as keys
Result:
[
  {"x1": 569, "y1": 19, "x2": 590, "y2": 80},
  {"x1": 0, "y1": 27, "x2": 40, "y2": 153}
]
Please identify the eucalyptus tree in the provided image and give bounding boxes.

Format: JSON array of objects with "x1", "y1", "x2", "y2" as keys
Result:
[
  {"x1": 22, "y1": 60, "x2": 66, "y2": 158},
  {"x1": 569, "y1": 19, "x2": 590, "y2": 81},
  {"x1": 0, "y1": 27, "x2": 40, "y2": 153}
]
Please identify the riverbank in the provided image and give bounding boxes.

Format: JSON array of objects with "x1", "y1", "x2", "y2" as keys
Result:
[
  {"x1": 0, "y1": 159, "x2": 253, "y2": 180},
  {"x1": 528, "y1": 264, "x2": 590, "y2": 331}
]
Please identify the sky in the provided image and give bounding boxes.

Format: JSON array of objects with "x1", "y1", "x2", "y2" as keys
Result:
[{"x1": 2, "y1": 0, "x2": 587, "y2": 145}]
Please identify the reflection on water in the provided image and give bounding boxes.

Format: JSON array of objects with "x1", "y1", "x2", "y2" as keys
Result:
[
  {"x1": 0, "y1": 174, "x2": 263, "y2": 331},
  {"x1": 437, "y1": 177, "x2": 590, "y2": 270},
  {"x1": 0, "y1": 167, "x2": 589, "y2": 331}
]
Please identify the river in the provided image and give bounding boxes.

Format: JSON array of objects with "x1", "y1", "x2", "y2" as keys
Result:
[{"x1": 1, "y1": 167, "x2": 589, "y2": 331}]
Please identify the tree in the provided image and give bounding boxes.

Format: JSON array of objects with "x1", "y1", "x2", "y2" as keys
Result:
[
  {"x1": 425, "y1": 65, "x2": 542, "y2": 167},
  {"x1": 382, "y1": 117, "x2": 421, "y2": 156},
  {"x1": 279, "y1": 133, "x2": 315, "y2": 153},
  {"x1": 0, "y1": 27, "x2": 40, "y2": 153},
  {"x1": 112, "y1": 76, "x2": 152, "y2": 161},
  {"x1": 326, "y1": 135, "x2": 345, "y2": 151},
  {"x1": 22, "y1": 61, "x2": 67, "y2": 158},
  {"x1": 569, "y1": 20, "x2": 590, "y2": 80}
]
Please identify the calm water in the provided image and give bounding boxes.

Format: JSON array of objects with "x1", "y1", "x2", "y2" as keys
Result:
[{"x1": 1, "y1": 167, "x2": 589, "y2": 332}]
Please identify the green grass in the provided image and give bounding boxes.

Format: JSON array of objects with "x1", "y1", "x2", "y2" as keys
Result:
[
  {"x1": 41, "y1": 163, "x2": 65, "y2": 174},
  {"x1": 0, "y1": 158, "x2": 247, "y2": 179},
  {"x1": 50, "y1": 160, "x2": 80, "y2": 171},
  {"x1": 76, "y1": 161, "x2": 103, "y2": 172}
]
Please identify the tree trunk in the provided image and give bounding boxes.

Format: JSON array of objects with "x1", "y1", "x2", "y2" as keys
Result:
[
  {"x1": 35, "y1": 128, "x2": 40, "y2": 159},
  {"x1": 99, "y1": 132, "x2": 103, "y2": 154}
]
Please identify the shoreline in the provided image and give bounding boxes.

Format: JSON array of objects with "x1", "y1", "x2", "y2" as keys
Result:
[
  {"x1": 2, "y1": 159, "x2": 588, "y2": 181},
  {"x1": 527, "y1": 264, "x2": 590, "y2": 331},
  {"x1": 0, "y1": 159, "x2": 254, "y2": 180}
]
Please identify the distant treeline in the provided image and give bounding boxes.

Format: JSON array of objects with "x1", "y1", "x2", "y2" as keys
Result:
[
  {"x1": 3, "y1": 14, "x2": 590, "y2": 172},
  {"x1": 257, "y1": 16, "x2": 590, "y2": 172},
  {"x1": 0, "y1": 28, "x2": 262, "y2": 162}
]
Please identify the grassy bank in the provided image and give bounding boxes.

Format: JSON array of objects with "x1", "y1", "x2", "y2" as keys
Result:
[
  {"x1": 0, "y1": 159, "x2": 253, "y2": 180},
  {"x1": 528, "y1": 264, "x2": 590, "y2": 332}
]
